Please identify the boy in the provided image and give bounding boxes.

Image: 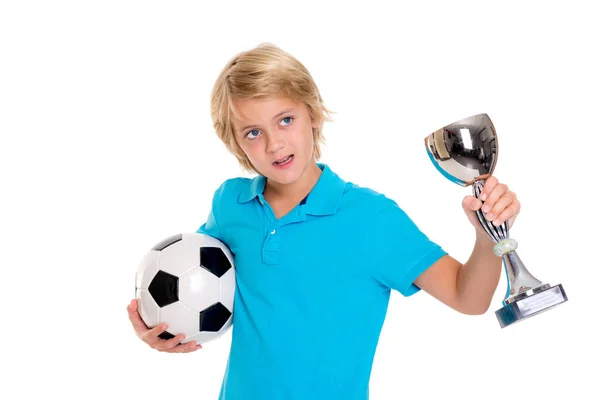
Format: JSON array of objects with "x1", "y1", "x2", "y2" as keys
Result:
[{"x1": 127, "y1": 43, "x2": 520, "y2": 399}]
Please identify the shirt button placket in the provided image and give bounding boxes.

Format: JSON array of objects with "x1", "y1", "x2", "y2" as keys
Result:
[{"x1": 263, "y1": 225, "x2": 280, "y2": 265}]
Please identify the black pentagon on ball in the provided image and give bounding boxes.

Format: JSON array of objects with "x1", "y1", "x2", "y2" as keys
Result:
[
  {"x1": 158, "y1": 331, "x2": 175, "y2": 340},
  {"x1": 199, "y1": 302, "x2": 232, "y2": 332},
  {"x1": 148, "y1": 270, "x2": 179, "y2": 307},
  {"x1": 200, "y1": 247, "x2": 232, "y2": 278},
  {"x1": 151, "y1": 234, "x2": 183, "y2": 251}
]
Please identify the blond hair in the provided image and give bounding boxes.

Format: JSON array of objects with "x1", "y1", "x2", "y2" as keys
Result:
[{"x1": 210, "y1": 43, "x2": 334, "y2": 175}]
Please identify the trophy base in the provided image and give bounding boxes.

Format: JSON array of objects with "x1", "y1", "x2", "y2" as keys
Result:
[{"x1": 495, "y1": 284, "x2": 568, "y2": 328}]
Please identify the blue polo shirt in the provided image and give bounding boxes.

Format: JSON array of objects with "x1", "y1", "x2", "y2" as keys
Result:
[{"x1": 197, "y1": 163, "x2": 447, "y2": 400}]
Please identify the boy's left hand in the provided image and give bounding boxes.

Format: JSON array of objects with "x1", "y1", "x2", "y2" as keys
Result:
[{"x1": 462, "y1": 176, "x2": 521, "y2": 232}]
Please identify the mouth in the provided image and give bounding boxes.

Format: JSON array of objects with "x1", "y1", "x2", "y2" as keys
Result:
[{"x1": 273, "y1": 154, "x2": 294, "y2": 166}]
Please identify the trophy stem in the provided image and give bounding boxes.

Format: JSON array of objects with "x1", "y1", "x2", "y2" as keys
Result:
[
  {"x1": 500, "y1": 250, "x2": 544, "y2": 304},
  {"x1": 472, "y1": 181, "x2": 543, "y2": 304}
]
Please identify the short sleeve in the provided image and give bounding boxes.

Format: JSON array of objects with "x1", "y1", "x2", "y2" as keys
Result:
[
  {"x1": 365, "y1": 198, "x2": 447, "y2": 297},
  {"x1": 196, "y1": 183, "x2": 226, "y2": 242},
  {"x1": 196, "y1": 207, "x2": 222, "y2": 240}
]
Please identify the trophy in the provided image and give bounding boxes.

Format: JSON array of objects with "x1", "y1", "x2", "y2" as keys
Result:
[{"x1": 424, "y1": 113, "x2": 568, "y2": 328}]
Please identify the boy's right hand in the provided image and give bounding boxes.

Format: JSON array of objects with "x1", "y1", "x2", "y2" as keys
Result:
[{"x1": 127, "y1": 299, "x2": 202, "y2": 353}]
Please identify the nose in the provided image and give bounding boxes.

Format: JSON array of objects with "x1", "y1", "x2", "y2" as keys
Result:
[{"x1": 265, "y1": 130, "x2": 285, "y2": 154}]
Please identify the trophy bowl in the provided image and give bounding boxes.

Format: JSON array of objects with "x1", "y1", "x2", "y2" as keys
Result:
[{"x1": 424, "y1": 113, "x2": 567, "y2": 328}]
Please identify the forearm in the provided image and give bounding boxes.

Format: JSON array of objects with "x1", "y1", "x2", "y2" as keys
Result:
[{"x1": 455, "y1": 232, "x2": 503, "y2": 314}]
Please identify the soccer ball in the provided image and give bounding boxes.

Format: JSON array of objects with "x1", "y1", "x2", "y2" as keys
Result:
[{"x1": 135, "y1": 233, "x2": 235, "y2": 345}]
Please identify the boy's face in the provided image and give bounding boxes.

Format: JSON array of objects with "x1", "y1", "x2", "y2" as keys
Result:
[{"x1": 232, "y1": 95, "x2": 317, "y2": 182}]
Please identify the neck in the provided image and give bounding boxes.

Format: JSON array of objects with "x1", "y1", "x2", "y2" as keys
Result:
[{"x1": 264, "y1": 161, "x2": 322, "y2": 203}]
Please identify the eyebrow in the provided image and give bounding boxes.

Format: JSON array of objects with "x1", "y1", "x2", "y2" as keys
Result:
[{"x1": 239, "y1": 108, "x2": 295, "y2": 133}]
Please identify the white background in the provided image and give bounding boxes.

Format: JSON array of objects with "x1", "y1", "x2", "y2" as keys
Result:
[{"x1": 1, "y1": 1, "x2": 599, "y2": 399}]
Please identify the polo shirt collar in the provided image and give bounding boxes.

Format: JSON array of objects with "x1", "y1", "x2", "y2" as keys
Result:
[{"x1": 237, "y1": 163, "x2": 346, "y2": 216}]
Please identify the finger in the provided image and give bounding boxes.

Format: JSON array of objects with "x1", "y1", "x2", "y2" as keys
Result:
[
  {"x1": 492, "y1": 199, "x2": 520, "y2": 227},
  {"x1": 153, "y1": 333, "x2": 187, "y2": 351},
  {"x1": 141, "y1": 323, "x2": 170, "y2": 344},
  {"x1": 463, "y1": 195, "x2": 482, "y2": 211},
  {"x1": 486, "y1": 191, "x2": 517, "y2": 224},
  {"x1": 165, "y1": 340, "x2": 203, "y2": 354},
  {"x1": 481, "y1": 184, "x2": 509, "y2": 220},
  {"x1": 479, "y1": 176, "x2": 498, "y2": 201},
  {"x1": 127, "y1": 300, "x2": 149, "y2": 332}
]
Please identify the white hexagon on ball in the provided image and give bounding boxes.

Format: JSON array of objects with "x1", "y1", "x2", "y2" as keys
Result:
[{"x1": 134, "y1": 232, "x2": 236, "y2": 345}]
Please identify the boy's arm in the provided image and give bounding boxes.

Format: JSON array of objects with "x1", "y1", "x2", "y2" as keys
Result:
[
  {"x1": 414, "y1": 176, "x2": 519, "y2": 315},
  {"x1": 414, "y1": 233, "x2": 502, "y2": 315}
]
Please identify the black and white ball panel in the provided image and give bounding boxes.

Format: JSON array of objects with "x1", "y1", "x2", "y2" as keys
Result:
[
  {"x1": 137, "y1": 287, "x2": 160, "y2": 329},
  {"x1": 134, "y1": 233, "x2": 236, "y2": 344},
  {"x1": 151, "y1": 233, "x2": 183, "y2": 251},
  {"x1": 135, "y1": 250, "x2": 159, "y2": 291}
]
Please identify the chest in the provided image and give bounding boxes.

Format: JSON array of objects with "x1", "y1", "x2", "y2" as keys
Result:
[
  {"x1": 219, "y1": 198, "x2": 387, "y2": 325},
  {"x1": 263, "y1": 192, "x2": 308, "y2": 220},
  {"x1": 228, "y1": 212, "x2": 368, "y2": 292},
  {"x1": 269, "y1": 202, "x2": 298, "y2": 220}
]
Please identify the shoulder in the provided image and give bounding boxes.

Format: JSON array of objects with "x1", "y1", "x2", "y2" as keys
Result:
[
  {"x1": 340, "y1": 181, "x2": 402, "y2": 215},
  {"x1": 339, "y1": 181, "x2": 422, "y2": 237},
  {"x1": 211, "y1": 177, "x2": 249, "y2": 201},
  {"x1": 206, "y1": 177, "x2": 256, "y2": 232},
  {"x1": 209, "y1": 176, "x2": 259, "y2": 214}
]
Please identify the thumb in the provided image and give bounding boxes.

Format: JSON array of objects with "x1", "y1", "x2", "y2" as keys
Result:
[
  {"x1": 462, "y1": 195, "x2": 484, "y2": 229},
  {"x1": 462, "y1": 195, "x2": 482, "y2": 212}
]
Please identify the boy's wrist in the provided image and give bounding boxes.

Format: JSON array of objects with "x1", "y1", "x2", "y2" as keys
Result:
[{"x1": 474, "y1": 230, "x2": 496, "y2": 250}]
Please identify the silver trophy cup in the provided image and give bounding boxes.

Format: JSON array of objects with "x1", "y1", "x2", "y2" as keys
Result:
[{"x1": 424, "y1": 113, "x2": 567, "y2": 328}]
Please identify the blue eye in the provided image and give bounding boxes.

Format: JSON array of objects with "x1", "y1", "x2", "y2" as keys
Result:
[
  {"x1": 246, "y1": 129, "x2": 260, "y2": 139},
  {"x1": 244, "y1": 117, "x2": 293, "y2": 140}
]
